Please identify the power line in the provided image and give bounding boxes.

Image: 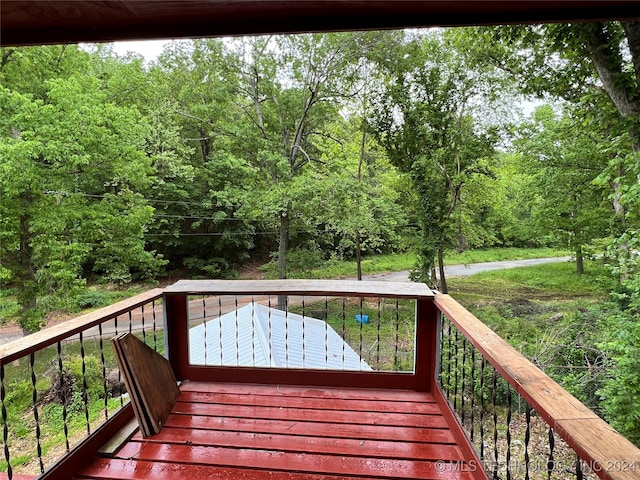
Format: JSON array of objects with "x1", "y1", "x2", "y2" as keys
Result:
[
  {"x1": 43, "y1": 191, "x2": 420, "y2": 229},
  {"x1": 145, "y1": 231, "x2": 268, "y2": 236},
  {"x1": 44, "y1": 191, "x2": 268, "y2": 221},
  {"x1": 155, "y1": 214, "x2": 256, "y2": 221},
  {"x1": 144, "y1": 223, "x2": 419, "y2": 237}
]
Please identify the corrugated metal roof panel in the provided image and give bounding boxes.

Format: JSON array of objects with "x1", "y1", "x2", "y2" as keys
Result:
[
  {"x1": 189, "y1": 302, "x2": 271, "y2": 367},
  {"x1": 189, "y1": 302, "x2": 371, "y2": 371}
]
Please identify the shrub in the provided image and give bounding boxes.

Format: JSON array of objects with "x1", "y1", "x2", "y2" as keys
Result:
[
  {"x1": 75, "y1": 290, "x2": 111, "y2": 309},
  {"x1": 597, "y1": 312, "x2": 640, "y2": 445}
]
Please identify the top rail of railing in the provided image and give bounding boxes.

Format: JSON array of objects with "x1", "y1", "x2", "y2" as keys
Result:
[
  {"x1": 164, "y1": 279, "x2": 434, "y2": 299},
  {"x1": 0, "y1": 289, "x2": 164, "y2": 366}
]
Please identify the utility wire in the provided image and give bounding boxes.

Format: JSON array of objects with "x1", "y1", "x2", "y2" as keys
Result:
[{"x1": 43, "y1": 191, "x2": 420, "y2": 228}]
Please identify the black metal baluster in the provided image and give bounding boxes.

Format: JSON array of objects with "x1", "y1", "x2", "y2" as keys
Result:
[
  {"x1": 214, "y1": 295, "x2": 224, "y2": 365},
  {"x1": 470, "y1": 348, "x2": 476, "y2": 442},
  {"x1": 128, "y1": 310, "x2": 133, "y2": 334},
  {"x1": 79, "y1": 332, "x2": 91, "y2": 434},
  {"x1": 98, "y1": 325, "x2": 108, "y2": 421},
  {"x1": 252, "y1": 296, "x2": 257, "y2": 366},
  {"x1": 506, "y1": 383, "x2": 512, "y2": 480},
  {"x1": 30, "y1": 353, "x2": 44, "y2": 473},
  {"x1": 285, "y1": 297, "x2": 289, "y2": 367},
  {"x1": 524, "y1": 405, "x2": 531, "y2": 480},
  {"x1": 324, "y1": 296, "x2": 329, "y2": 368},
  {"x1": 268, "y1": 296, "x2": 273, "y2": 366},
  {"x1": 376, "y1": 298, "x2": 381, "y2": 369},
  {"x1": 202, "y1": 295, "x2": 207, "y2": 365},
  {"x1": 341, "y1": 298, "x2": 346, "y2": 367},
  {"x1": 453, "y1": 328, "x2": 460, "y2": 412},
  {"x1": 218, "y1": 296, "x2": 224, "y2": 364},
  {"x1": 1, "y1": 364, "x2": 12, "y2": 480},
  {"x1": 492, "y1": 368, "x2": 499, "y2": 480},
  {"x1": 358, "y1": 297, "x2": 364, "y2": 359},
  {"x1": 461, "y1": 337, "x2": 467, "y2": 426},
  {"x1": 576, "y1": 453, "x2": 583, "y2": 480},
  {"x1": 235, "y1": 296, "x2": 240, "y2": 366},
  {"x1": 547, "y1": 427, "x2": 555, "y2": 480},
  {"x1": 114, "y1": 316, "x2": 124, "y2": 407},
  {"x1": 446, "y1": 318, "x2": 452, "y2": 398},
  {"x1": 394, "y1": 299, "x2": 400, "y2": 372},
  {"x1": 302, "y1": 296, "x2": 306, "y2": 368},
  {"x1": 438, "y1": 313, "x2": 444, "y2": 385},
  {"x1": 479, "y1": 357, "x2": 486, "y2": 461},
  {"x1": 141, "y1": 303, "x2": 146, "y2": 344},
  {"x1": 56, "y1": 341, "x2": 70, "y2": 450},
  {"x1": 152, "y1": 299, "x2": 158, "y2": 352}
]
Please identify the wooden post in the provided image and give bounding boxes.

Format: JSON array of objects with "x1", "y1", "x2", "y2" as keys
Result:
[
  {"x1": 163, "y1": 293, "x2": 189, "y2": 381},
  {"x1": 414, "y1": 299, "x2": 440, "y2": 392}
]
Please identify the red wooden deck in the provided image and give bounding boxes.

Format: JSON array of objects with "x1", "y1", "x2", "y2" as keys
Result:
[{"x1": 74, "y1": 382, "x2": 482, "y2": 480}]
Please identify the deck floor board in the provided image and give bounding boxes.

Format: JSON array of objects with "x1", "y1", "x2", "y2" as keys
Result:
[
  {"x1": 179, "y1": 390, "x2": 442, "y2": 414},
  {"x1": 75, "y1": 382, "x2": 479, "y2": 480}
]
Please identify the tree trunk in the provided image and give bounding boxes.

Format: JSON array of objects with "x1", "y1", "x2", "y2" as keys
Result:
[
  {"x1": 429, "y1": 257, "x2": 437, "y2": 286},
  {"x1": 277, "y1": 210, "x2": 289, "y2": 309},
  {"x1": 356, "y1": 126, "x2": 366, "y2": 281},
  {"x1": 576, "y1": 244, "x2": 584, "y2": 274},
  {"x1": 622, "y1": 21, "x2": 640, "y2": 86},
  {"x1": 583, "y1": 23, "x2": 640, "y2": 118},
  {"x1": 438, "y1": 247, "x2": 448, "y2": 294},
  {"x1": 18, "y1": 209, "x2": 38, "y2": 332},
  {"x1": 583, "y1": 23, "x2": 640, "y2": 156},
  {"x1": 355, "y1": 229, "x2": 362, "y2": 281}
]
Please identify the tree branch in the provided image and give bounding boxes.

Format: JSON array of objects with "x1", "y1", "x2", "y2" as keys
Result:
[
  {"x1": 621, "y1": 20, "x2": 640, "y2": 87},
  {"x1": 583, "y1": 22, "x2": 640, "y2": 117}
]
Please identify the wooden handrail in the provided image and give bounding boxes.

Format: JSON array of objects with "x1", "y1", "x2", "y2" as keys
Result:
[
  {"x1": 434, "y1": 293, "x2": 640, "y2": 480},
  {"x1": 164, "y1": 279, "x2": 434, "y2": 299},
  {"x1": 0, "y1": 289, "x2": 164, "y2": 366}
]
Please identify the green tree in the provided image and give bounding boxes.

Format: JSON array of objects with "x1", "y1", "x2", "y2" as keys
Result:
[
  {"x1": 370, "y1": 32, "x2": 496, "y2": 291},
  {"x1": 311, "y1": 117, "x2": 409, "y2": 271},
  {"x1": 458, "y1": 21, "x2": 640, "y2": 444},
  {"x1": 223, "y1": 33, "x2": 365, "y2": 304},
  {"x1": 459, "y1": 22, "x2": 640, "y2": 238},
  {"x1": 0, "y1": 50, "x2": 162, "y2": 331},
  {"x1": 515, "y1": 105, "x2": 611, "y2": 272},
  {"x1": 149, "y1": 39, "x2": 258, "y2": 275}
]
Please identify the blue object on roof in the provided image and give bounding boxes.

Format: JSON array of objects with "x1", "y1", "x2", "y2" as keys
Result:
[{"x1": 189, "y1": 302, "x2": 372, "y2": 371}]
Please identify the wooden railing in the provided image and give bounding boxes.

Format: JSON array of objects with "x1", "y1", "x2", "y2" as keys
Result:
[
  {"x1": 0, "y1": 289, "x2": 163, "y2": 479},
  {"x1": 435, "y1": 294, "x2": 640, "y2": 480},
  {"x1": 1, "y1": 282, "x2": 638, "y2": 480},
  {"x1": 162, "y1": 279, "x2": 438, "y2": 391}
]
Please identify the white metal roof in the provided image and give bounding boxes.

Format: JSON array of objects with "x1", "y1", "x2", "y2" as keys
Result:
[{"x1": 189, "y1": 302, "x2": 372, "y2": 371}]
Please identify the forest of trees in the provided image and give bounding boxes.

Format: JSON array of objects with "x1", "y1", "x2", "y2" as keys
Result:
[{"x1": 1, "y1": 23, "x2": 640, "y2": 439}]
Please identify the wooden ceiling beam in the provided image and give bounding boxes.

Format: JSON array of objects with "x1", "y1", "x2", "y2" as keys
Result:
[{"x1": 2, "y1": 1, "x2": 640, "y2": 46}]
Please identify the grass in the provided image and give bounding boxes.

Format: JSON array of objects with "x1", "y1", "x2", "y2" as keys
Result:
[
  {"x1": 0, "y1": 282, "x2": 157, "y2": 329},
  {"x1": 446, "y1": 259, "x2": 614, "y2": 414},
  {"x1": 448, "y1": 260, "x2": 612, "y2": 302},
  {"x1": 444, "y1": 247, "x2": 568, "y2": 266},
  {"x1": 0, "y1": 248, "x2": 568, "y2": 328},
  {"x1": 261, "y1": 252, "x2": 417, "y2": 279}
]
